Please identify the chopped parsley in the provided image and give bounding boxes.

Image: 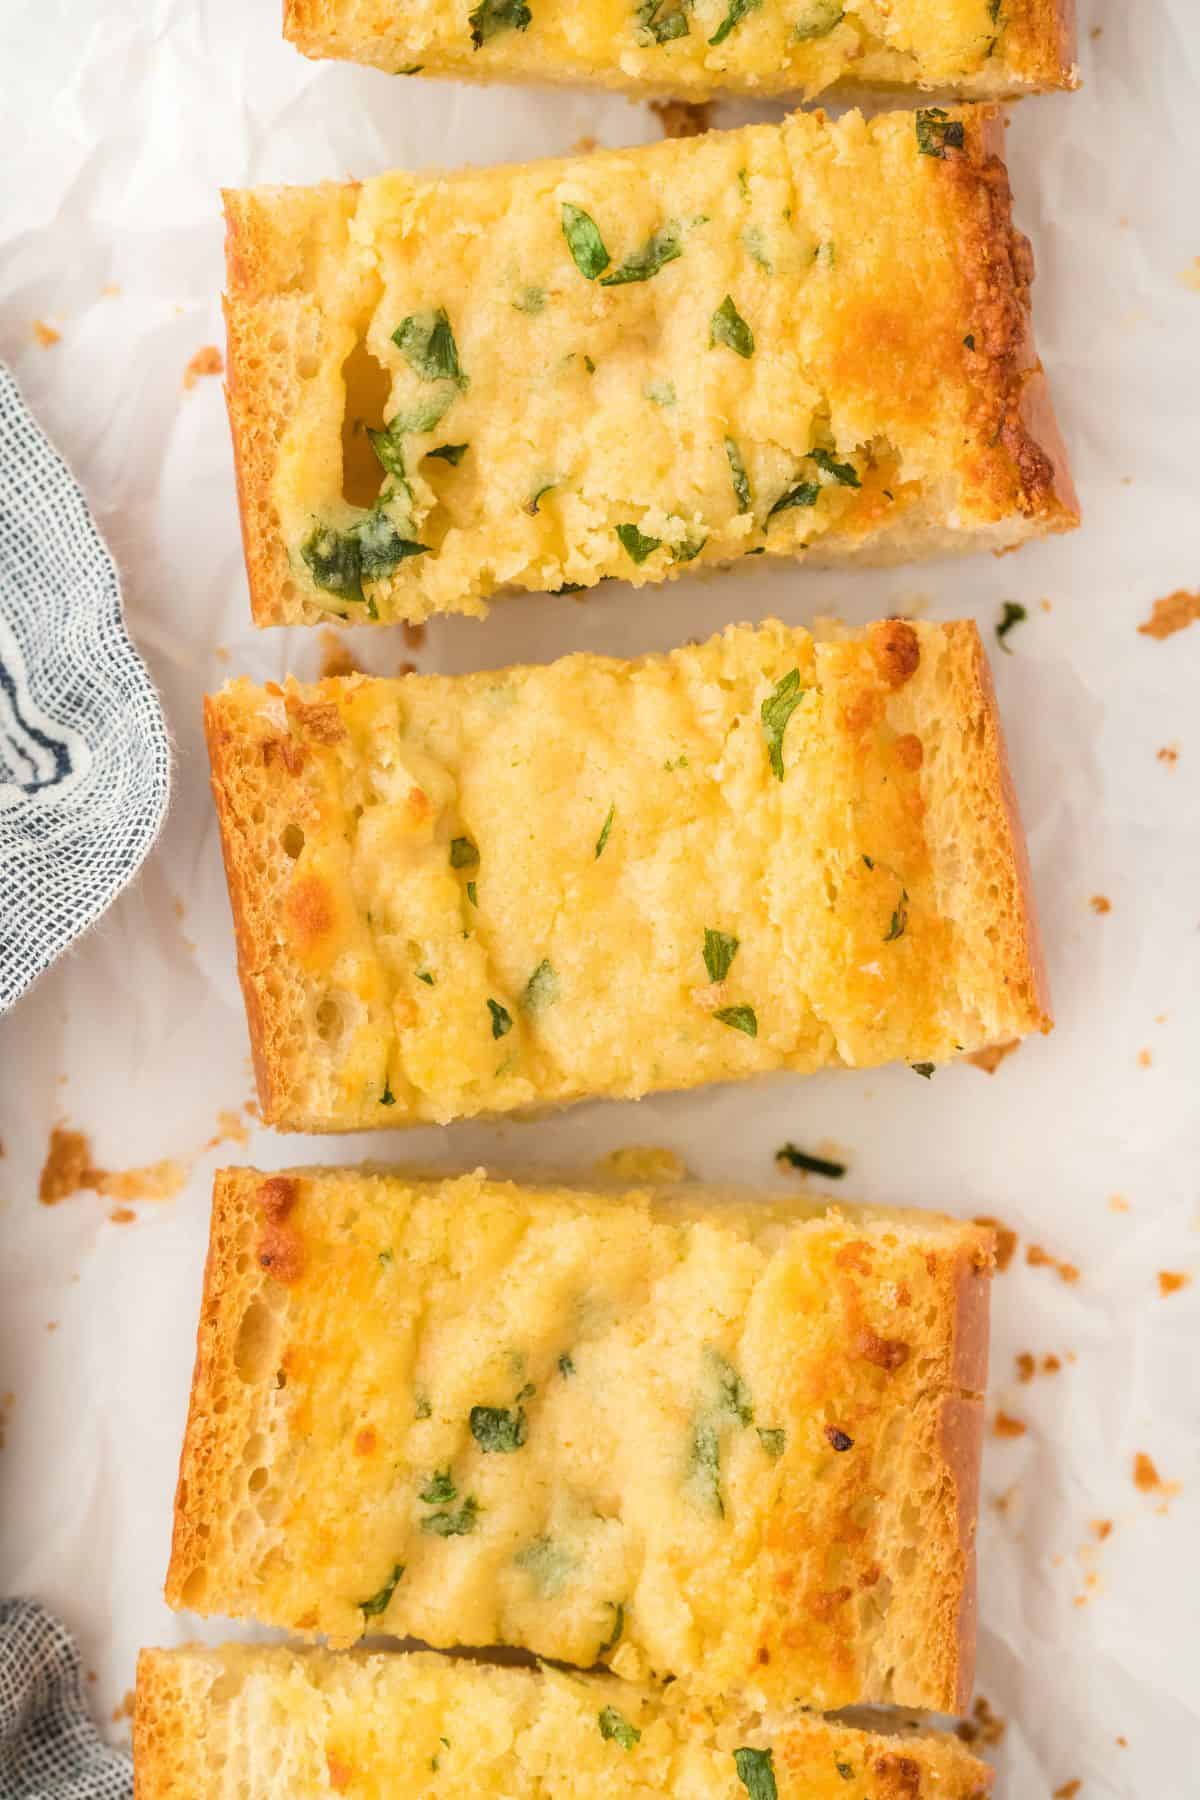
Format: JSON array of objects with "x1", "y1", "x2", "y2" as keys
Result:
[
  {"x1": 558, "y1": 1352, "x2": 576, "y2": 1377},
  {"x1": 416, "y1": 969, "x2": 435, "y2": 985},
  {"x1": 996, "y1": 600, "x2": 1027, "y2": 651},
  {"x1": 709, "y1": 0, "x2": 761, "y2": 43},
  {"x1": 419, "y1": 1469, "x2": 456, "y2": 1504},
  {"x1": 767, "y1": 478, "x2": 820, "y2": 519},
  {"x1": 757, "y1": 1427, "x2": 786, "y2": 1459},
  {"x1": 527, "y1": 480, "x2": 558, "y2": 515},
  {"x1": 916, "y1": 107, "x2": 966, "y2": 159},
  {"x1": 358, "y1": 1562, "x2": 404, "y2": 1619},
  {"x1": 300, "y1": 523, "x2": 363, "y2": 601},
  {"x1": 776, "y1": 1144, "x2": 846, "y2": 1179},
  {"x1": 598, "y1": 1707, "x2": 641, "y2": 1751},
  {"x1": 760, "y1": 669, "x2": 805, "y2": 780},
  {"x1": 742, "y1": 224, "x2": 772, "y2": 271},
  {"x1": 523, "y1": 959, "x2": 559, "y2": 1011},
  {"x1": 466, "y1": 880, "x2": 478, "y2": 907},
  {"x1": 725, "y1": 437, "x2": 752, "y2": 513},
  {"x1": 600, "y1": 222, "x2": 682, "y2": 287},
  {"x1": 356, "y1": 512, "x2": 431, "y2": 581},
  {"x1": 794, "y1": 0, "x2": 843, "y2": 38},
  {"x1": 367, "y1": 421, "x2": 410, "y2": 483},
  {"x1": 386, "y1": 390, "x2": 457, "y2": 436},
  {"x1": 636, "y1": 0, "x2": 690, "y2": 42},
  {"x1": 597, "y1": 1601, "x2": 624, "y2": 1655},
  {"x1": 469, "y1": 0, "x2": 532, "y2": 46},
  {"x1": 703, "y1": 929, "x2": 739, "y2": 983},
  {"x1": 378, "y1": 1248, "x2": 394, "y2": 1266},
  {"x1": 963, "y1": 333, "x2": 976, "y2": 351},
  {"x1": 810, "y1": 447, "x2": 860, "y2": 488},
  {"x1": 709, "y1": 1347, "x2": 753, "y2": 1425},
  {"x1": 595, "y1": 802, "x2": 616, "y2": 858},
  {"x1": 514, "y1": 286, "x2": 547, "y2": 314},
  {"x1": 392, "y1": 308, "x2": 469, "y2": 387},
  {"x1": 644, "y1": 378, "x2": 677, "y2": 407},
  {"x1": 733, "y1": 1747, "x2": 778, "y2": 1800},
  {"x1": 710, "y1": 293, "x2": 755, "y2": 358},
  {"x1": 836, "y1": 1764, "x2": 855, "y2": 1782},
  {"x1": 470, "y1": 1403, "x2": 526, "y2": 1451},
  {"x1": 414, "y1": 1397, "x2": 433, "y2": 1420},
  {"x1": 450, "y1": 836, "x2": 479, "y2": 869},
  {"x1": 714, "y1": 1004, "x2": 757, "y2": 1037},
  {"x1": 427, "y1": 442, "x2": 468, "y2": 465},
  {"x1": 884, "y1": 890, "x2": 910, "y2": 942},
  {"x1": 487, "y1": 999, "x2": 512, "y2": 1039},
  {"x1": 911, "y1": 1061, "x2": 936, "y2": 1079},
  {"x1": 687, "y1": 1418, "x2": 723, "y2": 1515},
  {"x1": 422, "y1": 1497, "x2": 479, "y2": 1536},
  {"x1": 672, "y1": 533, "x2": 707, "y2": 563},
  {"x1": 515, "y1": 1536, "x2": 575, "y2": 1596},
  {"x1": 562, "y1": 203, "x2": 611, "y2": 281},
  {"x1": 380, "y1": 1081, "x2": 396, "y2": 1107},
  {"x1": 616, "y1": 522, "x2": 663, "y2": 564}
]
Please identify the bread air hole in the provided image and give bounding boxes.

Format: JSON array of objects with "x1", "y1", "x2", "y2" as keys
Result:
[
  {"x1": 340, "y1": 335, "x2": 391, "y2": 510},
  {"x1": 234, "y1": 1298, "x2": 280, "y2": 1384},
  {"x1": 315, "y1": 997, "x2": 344, "y2": 1044},
  {"x1": 281, "y1": 823, "x2": 305, "y2": 859}
]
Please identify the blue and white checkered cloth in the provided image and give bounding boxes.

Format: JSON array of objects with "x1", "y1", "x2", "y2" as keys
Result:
[
  {"x1": 0, "y1": 1601, "x2": 130, "y2": 1800},
  {"x1": 0, "y1": 363, "x2": 169, "y2": 1013}
]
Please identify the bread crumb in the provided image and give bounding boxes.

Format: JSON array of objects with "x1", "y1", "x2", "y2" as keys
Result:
[
  {"x1": 205, "y1": 1109, "x2": 250, "y2": 1151},
  {"x1": 1157, "y1": 744, "x2": 1179, "y2": 766},
  {"x1": 991, "y1": 1482, "x2": 1020, "y2": 1518},
  {"x1": 214, "y1": 644, "x2": 230, "y2": 664},
  {"x1": 993, "y1": 1411, "x2": 1026, "y2": 1439},
  {"x1": 955, "y1": 1695, "x2": 1005, "y2": 1747},
  {"x1": 33, "y1": 319, "x2": 61, "y2": 347},
  {"x1": 402, "y1": 622, "x2": 427, "y2": 650},
  {"x1": 1109, "y1": 1194, "x2": 1129, "y2": 1213},
  {"x1": 109, "y1": 1207, "x2": 136, "y2": 1225},
  {"x1": 1089, "y1": 894, "x2": 1111, "y2": 914},
  {"x1": 111, "y1": 1690, "x2": 135, "y2": 1723},
  {"x1": 966, "y1": 1040, "x2": 1019, "y2": 1074},
  {"x1": 1040, "y1": 598, "x2": 1052, "y2": 612},
  {"x1": 1053, "y1": 1780, "x2": 1082, "y2": 1797},
  {"x1": 973, "y1": 1216, "x2": 1017, "y2": 1271},
  {"x1": 396, "y1": 659, "x2": 418, "y2": 678},
  {"x1": 38, "y1": 1125, "x2": 187, "y2": 1207},
  {"x1": 318, "y1": 630, "x2": 360, "y2": 679},
  {"x1": 1043, "y1": 1353, "x2": 1062, "y2": 1375},
  {"x1": 596, "y1": 1145, "x2": 688, "y2": 1184},
  {"x1": 46, "y1": 1321, "x2": 58, "y2": 1332},
  {"x1": 1091, "y1": 1519, "x2": 1113, "y2": 1541},
  {"x1": 1158, "y1": 1270, "x2": 1191, "y2": 1297},
  {"x1": 1139, "y1": 589, "x2": 1200, "y2": 639},
  {"x1": 649, "y1": 99, "x2": 712, "y2": 139},
  {"x1": 1026, "y1": 1243, "x2": 1080, "y2": 1283},
  {"x1": 1116, "y1": 1736, "x2": 1128, "y2": 1748},
  {"x1": 573, "y1": 135, "x2": 598, "y2": 154},
  {"x1": 102, "y1": 282, "x2": 121, "y2": 297},
  {"x1": 183, "y1": 345, "x2": 223, "y2": 390},
  {"x1": 1137, "y1": 1047, "x2": 1152, "y2": 1068},
  {"x1": 1178, "y1": 258, "x2": 1200, "y2": 292},
  {"x1": 1133, "y1": 1451, "x2": 1179, "y2": 1498},
  {"x1": 1090, "y1": 22, "x2": 1102, "y2": 36},
  {"x1": 1015, "y1": 1352, "x2": 1035, "y2": 1383},
  {"x1": 0, "y1": 1392, "x2": 13, "y2": 1452}
]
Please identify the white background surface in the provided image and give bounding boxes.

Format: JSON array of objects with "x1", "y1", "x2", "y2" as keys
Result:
[{"x1": 1, "y1": 0, "x2": 1198, "y2": 1791}]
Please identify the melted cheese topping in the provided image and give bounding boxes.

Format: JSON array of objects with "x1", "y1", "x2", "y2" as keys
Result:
[
  {"x1": 212, "y1": 620, "x2": 1030, "y2": 1129},
  {"x1": 140, "y1": 1645, "x2": 993, "y2": 1800},
  {"x1": 172, "y1": 1170, "x2": 988, "y2": 1712},
  {"x1": 266, "y1": 109, "x2": 1019, "y2": 625},
  {"x1": 289, "y1": 0, "x2": 1063, "y2": 100}
]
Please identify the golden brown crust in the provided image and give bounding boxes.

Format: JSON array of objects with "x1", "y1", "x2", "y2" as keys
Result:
[{"x1": 134, "y1": 1650, "x2": 201, "y2": 1799}]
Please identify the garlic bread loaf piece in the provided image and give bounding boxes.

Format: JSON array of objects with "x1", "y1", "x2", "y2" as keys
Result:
[
  {"x1": 224, "y1": 107, "x2": 1077, "y2": 627},
  {"x1": 205, "y1": 619, "x2": 1049, "y2": 1132},
  {"x1": 284, "y1": 0, "x2": 1075, "y2": 105},
  {"x1": 167, "y1": 1168, "x2": 992, "y2": 1713},
  {"x1": 136, "y1": 1644, "x2": 994, "y2": 1799}
]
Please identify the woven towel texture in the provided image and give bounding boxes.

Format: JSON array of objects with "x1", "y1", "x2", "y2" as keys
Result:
[
  {"x1": 0, "y1": 363, "x2": 169, "y2": 1012},
  {"x1": 0, "y1": 1600, "x2": 130, "y2": 1800}
]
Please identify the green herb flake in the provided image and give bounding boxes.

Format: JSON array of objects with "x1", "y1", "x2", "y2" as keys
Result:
[
  {"x1": 387, "y1": 391, "x2": 457, "y2": 436},
  {"x1": 835, "y1": 1761, "x2": 855, "y2": 1781},
  {"x1": 367, "y1": 423, "x2": 410, "y2": 483},
  {"x1": 884, "y1": 890, "x2": 910, "y2": 942},
  {"x1": 419, "y1": 1469, "x2": 456, "y2": 1505},
  {"x1": 450, "y1": 836, "x2": 479, "y2": 869},
  {"x1": 595, "y1": 802, "x2": 616, "y2": 859},
  {"x1": 963, "y1": 333, "x2": 976, "y2": 351},
  {"x1": 600, "y1": 222, "x2": 682, "y2": 287},
  {"x1": 725, "y1": 437, "x2": 752, "y2": 513},
  {"x1": 515, "y1": 1535, "x2": 576, "y2": 1596},
  {"x1": 469, "y1": 1403, "x2": 526, "y2": 1451},
  {"x1": 767, "y1": 478, "x2": 820, "y2": 520},
  {"x1": 616, "y1": 522, "x2": 663, "y2": 564},
  {"x1": 523, "y1": 958, "x2": 559, "y2": 1012},
  {"x1": 558, "y1": 1352, "x2": 576, "y2": 1377},
  {"x1": 757, "y1": 1427, "x2": 787, "y2": 1459},
  {"x1": 644, "y1": 378, "x2": 677, "y2": 407},
  {"x1": 416, "y1": 970, "x2": 435, "y2": 988},
  {"x1": 810, "y1": 447, "x2": 860, "y2": 488},
  {"x1": 378, "y1": 1248, "x2": 394, "y2": 1266},
  {"x1": 301, "y1": 523, "x2": 363, "y2": 601},
  {"x1": 776, "y1": 1144, "x2": 847, "y2": 1179},
  {"x1": 469, "y1": 0, "x2": 532, "y2": 46},
  {"x1": 584, "y1": 354, "x2": 596, "y2": 373},
  {"x1": 527, "y1": 480, "x2": 559, "y2": 516},
  {"x1": 598, "y1": 1707, "x2": 642, "y2": 1751},
  {"x1": 911, "y1": 1062, "x2": 936, "y2": 1079},
  {"x1": 709, "y1": 1347, "x2": 753, "y2": 1425},
  {"x1": 672, "y1": 534, "x2": 707, "y2": 563},
  {"x1": 514, "y1": 286, "x2": 547, "y2": 315},
  {"x1": 422, "y1": 1497, "x2": 479, "y2": 1537},
  {"x1": 710, "y1": 293, "x2": 755, "y2": 358},
  {"x1": 487, "y1": 999, "x2": 512, "y2": 1039},
  {"x1": 687, "y1": 1418, "x2": 723, "y2": 1515},
  {"x1": 397, "y1": 63, "x2": 424, "y2": 73},
  {"x1": 358, "y1": 1562, "x2": 404, "y2": 1619},
  {"x1": 427, "y1": 442, "x2": 468, "y2": 466},
  {"x1": 636, "y1": 0, "x2": 691, "y2": 43},
  {"x1": 709, "y1": 0, "x2": 761, "y2": 43},
  {"x1": 414, "y1": 1396, "x2": 433, "y2": 1419},
  {"x1": 380, "y1": 1081, "x2": 396, "y2": 1107},
  {"x1": 733, "y1": 1747, "x2": 778, "y2": 1800},
  {"x1": 794, "y1": 0, "x2": 843, "y2": 38},
  {"x1": 742, "y1": 224, "x2": 772, "y2": 272},
  {"x1": 996, "y1": 600, "x2": 1027, "y2": 651},
  {"x1": 714, "y1": 1004, "x2": 757, "y2": 1037},
  {"x1": 916, "y1": 107, "x2": 966, "y2": 159},
  {"x1": 703, "y1": 928, "x2": 739, "y2": 984},
  {"x1": 597, "y1": 1600, "x2": 624, "y2": 1656},
  {"x1": 466, "y1": 880, "x2": 478, "y2": 908},
  {"x1": 356, "y1": 512, "x2": 431, "y2": 581},
  {"x1": 760, "y1": 669, "x2": 805, "y2": 780},
  {"x1": 562, "y1": 203, "x2": 611, "y2": 281},
  {"x1": 392, "y1": 307, "x2": 469, "y2": 387}
]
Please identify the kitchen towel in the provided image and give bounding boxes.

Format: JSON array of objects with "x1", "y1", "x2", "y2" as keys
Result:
[{"x1": 0, "y1": 1599, "x2": 130, "y2": 1800}]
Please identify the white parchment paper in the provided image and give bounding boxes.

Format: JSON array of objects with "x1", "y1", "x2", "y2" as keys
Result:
[{"x1": 1, "y1": 0, "x2": 1198, "y2": 1790}]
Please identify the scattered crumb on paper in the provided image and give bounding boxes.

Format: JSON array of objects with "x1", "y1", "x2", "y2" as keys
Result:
[
  {"x1": 1132, "y1": 1451, "x2": 1179, "y2": 1499},
  {"x1": 182, "y1": 345, "x2": 223, "y2": 390},
  {"x1": 38, "y1": 1126, "x2": 186, "y2": 1208},
  {"x1": 1089, "y1": 895, "x2": 1111, "y2": 914},
  {"x1": 318, "y1": 630, "x2": 360, "y2": 679},
  {"x1": 974, "y1": 1216, "x2": 1018, "y2": 1271},
  {"x1": 1157, "y1": 1270, "x2": 1191, "y2": 1296},
  {"x1": 994, "y1": 1411, "x2": 1027, "y2": 1438},
  {"x1": 955, "y1": 1694, "x2": 1006, "y2": 1747},
  {"x1": 1178, "y1": 257, "x2": 1200, "y2": 291},
  {"x1": 1027, "y1": 1243, "x2": 1080, "y2": 1283},
  {"x1": 595, "y1": 1145, "x2": 688, "y2": 1185},
  {"x1": 966, "y1": 1039, "x2": 1020, "y2": 1074},
  {"x1": 649, "y1": 99, "x2": 712, "y2": 139},
  {"x1": 1138, "y1": 589, "x2": 1200, "y2": 638},
  {"x1": 33, "y1": 319, "x2": 61, "y2": 347}
]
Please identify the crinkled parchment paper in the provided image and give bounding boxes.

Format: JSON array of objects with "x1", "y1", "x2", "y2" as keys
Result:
[{"x1": 1, "y1": 0, "x2": 1198, "y2": 1790}]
